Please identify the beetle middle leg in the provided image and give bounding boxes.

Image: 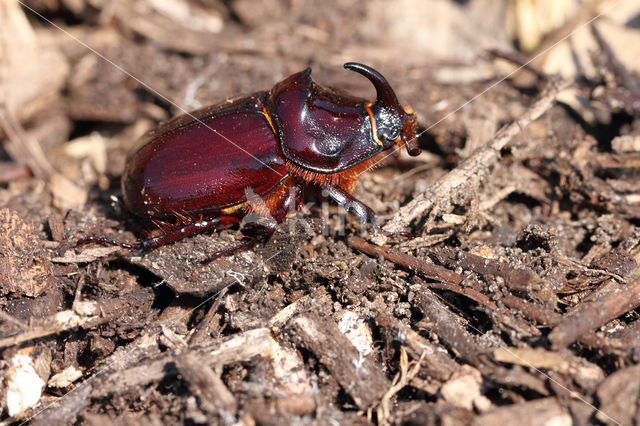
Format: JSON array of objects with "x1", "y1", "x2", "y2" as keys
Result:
[
  {"x1": 203, "y1": 185, "x2": 303, "y2": 263},
  {"x1": 321, "y1": 185, "x2": 409, "y2": 237}
]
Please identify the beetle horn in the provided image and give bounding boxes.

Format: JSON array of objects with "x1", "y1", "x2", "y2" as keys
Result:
[{"x1": 344, "y1": 62, "x2": 402, "y2": 111}]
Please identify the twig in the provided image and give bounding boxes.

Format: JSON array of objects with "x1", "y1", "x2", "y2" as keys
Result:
[
  {"x1": 0, "y1": 105, "x2": 87, "y2": 208},
  {"x1": 175, "y1": 352, "x2": 237, "y2": 423},
  {"x1": 0, "y1": 105, "x2": 56, "y2": 179},
  {"x1": 0, "y1": 161, "x2": 29, "y2": 183},
  {"x1": 413, "y1": 286, "x2": 487, "y2": 365},
  {"x1": 435, "y1": 247, "x2": 542, "y2": 292},
  {"x1": 0, "y1": 309, "x2": 28, "y2": 329},
  {"x1": 188, "y1": 286, "x2": 229, "y2": 346},
  {"x1": 371, "y1": 298, "x2": 457, "y2": 381},
  {"x1": 93, "y1": 328, "x2": 272, "y2": 397},
  {"x1": 488, "y1": 49, "x2": 549, "y2": 81},
  {"x1": 549, "y1": 279, "x2": 640, "y2": 349},
  {"x1": 348, "y1": 236, "x2": 495, "y2": 309},
  {"x1": 590, "y1": 24, "x2": 640, "y2": 95},
  {"x1": 29, "y1": 332, "x2": 162, "y2": 424}
]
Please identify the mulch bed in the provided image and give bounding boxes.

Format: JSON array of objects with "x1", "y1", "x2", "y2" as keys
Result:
[{"x1": 1, "y1": 1, "x2": 640, "y2": 424}]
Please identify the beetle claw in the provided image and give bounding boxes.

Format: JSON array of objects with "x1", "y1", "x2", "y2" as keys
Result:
[{"x1": 131, "y1": 248, "x2": 145, "y2": 257}]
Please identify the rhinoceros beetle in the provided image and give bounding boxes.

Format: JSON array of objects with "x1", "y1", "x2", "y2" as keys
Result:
[{"x1": 80, "y1": 62, "x2": 420, "y2": 259}]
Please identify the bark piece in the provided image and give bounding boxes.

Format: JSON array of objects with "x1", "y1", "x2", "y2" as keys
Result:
[
  {"x1": 473, "y1": 398, "x2": 571, "y2": 426},
  {"x1": 286, "y1": 310, "x2": 390, "y2": 410},
  {"x1": 175, "y1": 352, "x2": 237, "y2": 423},
  {"x1": 595, "y1": 363, "x2": 640, "y2": 425},
  {"x1": 0, "y1": 209, "x2": 52, "y2": 297}
]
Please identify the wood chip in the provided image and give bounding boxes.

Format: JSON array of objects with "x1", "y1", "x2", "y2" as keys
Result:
[{"x1": 286, "y1": 310, "x2": 390, "y2": 410}]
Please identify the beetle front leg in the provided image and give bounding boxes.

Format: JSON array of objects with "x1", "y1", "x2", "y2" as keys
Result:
[
  {"x1": 321, "y1": 185, "x2": 407, "y2": 237},
  {"x1": 273, "y1": 184, "x2": 304, "y2": 224}
]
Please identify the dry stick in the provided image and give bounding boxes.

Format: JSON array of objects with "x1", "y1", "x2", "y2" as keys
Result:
[
  {"x1": 350, "y1": 236, "x2": 554, "y2": 326},
  {"x1": 350, "y1": 236, "x2": 634, "y2": 353},
  {"x1": 384, "y1": 78, "x2": 572, "y2": 233},
  {"x1": 499, "y1": 293, "x2": 632, "y2": 355},
  {"x1": 371, "y1": 298, "x2": 458, "y2": 381},
  {"x1": 93, "y1": 328, "x2": 272, "y2": 397},
  {"x1": 0, "y1": 309, "x2": 28, "y2": 330},
  {"x1": 501, "y1": 295, "x2": 561, "y2": 326},
  {"x1": 349, "y1": 236, "x2": 542, "y2": 337},
  {"x1": 0, "y1": 161, "x2": 29, "y2": 183},
  {"x1": 435, "y1": 247, "x2": 543, "y2": 292},
  {"x1": 175, "y1": 352, "x2": 237, "y2": 421},
  {"x1": 348, "y1": 236, "x2": 495, "y2": 309},
  {"x1": 350, "y1": 237, "x2": 635, "y2": 357},
  {"x1": 33, "y1": 329, "x2": 269, "y2": 424},
  {"x1": 0, "y1": 105, "x2": 57, "y2": 179},
  {"x1": 548, "y1": 279, "x2": 640, "y2": 350},
  {"x1": 188, "y1": 286, "x2": 229, "y2": 346},
  {"x1": 487, "y1": 49, "x2": 550, "y2": 81},
  {"x1": 412, "y1": 286, "x2": 486, "y2": 366},
  {"x1": 0, "y1": 106, "x2": 86, "y2": 208},
  {"x1": 474, "y1": 398, "x2": 571, "y2": 426},
  {"x1": 30, "y1": 332, "x2": 163, "y2": 425}
]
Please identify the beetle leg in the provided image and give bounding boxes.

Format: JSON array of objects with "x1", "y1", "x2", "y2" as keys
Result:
[
  {"x1": 321, "y1": 185, "x2": 409, "y2": 237},
  {"x1": 273, "y1": 184, "x2": 304, "y2": 224},
  {"x1": 135, "y1": 216, "x2": 240, "y2": 253},
  {"x1": 203, "y1": 185, "x2": 303, "y2": 264},
  {"x1": 78, "y1": 216, "x2": 240, "y2": 254}
]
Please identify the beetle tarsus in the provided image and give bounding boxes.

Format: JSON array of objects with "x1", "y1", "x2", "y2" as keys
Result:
[
  {"x1": 322, "y1": 184, "x2": 378, "y2": 228},
  {"x1": 76, "y1": 236, "x2": 141, "y2": 251}
]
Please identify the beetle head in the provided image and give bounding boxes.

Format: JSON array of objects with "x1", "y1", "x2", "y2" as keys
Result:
[{"x1": 344, "y1": 62, "x2": 421, "y2": 156}]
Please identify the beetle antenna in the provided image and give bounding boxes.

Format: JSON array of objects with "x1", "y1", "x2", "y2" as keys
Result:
[{"x1": 343, "y1": 62, "x2": 401, "y2": 111}]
